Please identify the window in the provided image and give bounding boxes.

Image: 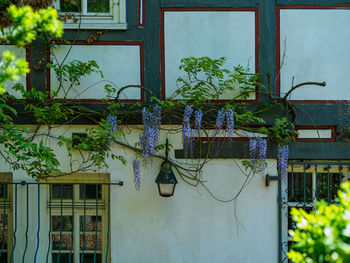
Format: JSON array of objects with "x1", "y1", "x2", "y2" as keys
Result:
[
  {"x1": 0, "y1": 173, "x2": 12, "y2": 263},
  {"x1": 47, "y1": 174, "x2": 110, "y2": 263},
  {"x1": 281, "y1": 162, "x2": 350, "y2": 262},
  {"x1": 53, "y1": 0, "x2": 126, "y2": 29}
]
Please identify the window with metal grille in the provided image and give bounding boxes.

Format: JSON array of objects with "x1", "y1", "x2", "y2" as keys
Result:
[
  {"x1": 0, "y1": 173, "x2": 12, "y2": 263},
  {"x1": 47, "y1": 174, "x2": 110, "y2": 263},
  {"x1": 281, "y1": 162, "x2": 350, "y2": 263}
]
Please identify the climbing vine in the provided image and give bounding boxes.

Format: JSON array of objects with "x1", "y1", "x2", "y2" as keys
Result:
[{"x1": 0, "y1": 4, "x2": 327, "y2": 203}]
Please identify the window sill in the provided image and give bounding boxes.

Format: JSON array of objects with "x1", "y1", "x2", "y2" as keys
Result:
[{"x1": 63, "y1": 23, "x2": 127, "y2": 30}]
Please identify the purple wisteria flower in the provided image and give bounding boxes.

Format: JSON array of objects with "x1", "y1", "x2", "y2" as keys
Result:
[
  {"x1": 225, "y1": 109, "x2": 235, "y2": 140},
  {"x1": 249, "y1": 137, "x2": 267, "y2": 173},
  {"x1": 214, "y1": 108, "x2": 225, "y2": 137},
  {"x1": 139, "y1": 106, "x2": 162, "y2": 166},
  {"x1": 183, "y1": 105, "x2": 194, "y2": 151},
  {"x1": 132, "y1": 159, "x2": 141, "y2": 190},
  {"x1": 195, "y1": 109, "x2": 203, "y2": 131},
  {"x1": 106, "y1": 114, "x2": 118, "y2": 133},
  {"x1": 278, "y1": 145, "x2": 289, "y2": 182}
]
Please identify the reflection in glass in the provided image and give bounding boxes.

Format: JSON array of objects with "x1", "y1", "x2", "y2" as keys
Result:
[
  {"x1": 52, "y1": 216, "x2": 73, "y2": 231},
  {"x1": 51, "y1": 184, "x2": 73, "y2": 199},
  {"x1": 87, "y1": 0, "x2": 110, "y2": 13},
  {"x1": 288, "y1": 172, "x2": 313, "y2": 202},
  {"x1": 52, "y1": 253, "x2": 73, "y2": 262},
  {"x1": 52, "y1": 234, "x2": 73, "y2": 250},
  {"x1": 316, "y1": 173, "x2": 341, "y2": 202},
  {"x1": 80, "y1": 234, "x2": 102, "y2": 250},
  {"x1": 60, "y1": 0, "x2": 81, "y2": 12},
  {"x1": 80, "y1": 184, "x2": 102, "y2": 200},
  {"x1": 80, "y1": 253, "x2": 102, "y2": 263},
  {"x1": 80, "y1": 216, "x2": 102, "y2": 231}
]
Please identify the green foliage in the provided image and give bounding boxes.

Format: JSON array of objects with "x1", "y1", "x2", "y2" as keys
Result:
[
  {"x1": 0, "y1": 5, "x2": 62, "y2": 94},
  {"x1": 173, "y1": 57, "x2": 260, "y2": 104},
  {"x1": 288, "y1": 182, "x2": 350, "y2": 263},
  {"x1": 269, "y1": 117, "x2": 298, "y2": 145}
]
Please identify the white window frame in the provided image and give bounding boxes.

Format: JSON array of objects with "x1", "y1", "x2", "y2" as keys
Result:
[{"x1": 53, "y1": 0, "x2": 126, "y2": 30}]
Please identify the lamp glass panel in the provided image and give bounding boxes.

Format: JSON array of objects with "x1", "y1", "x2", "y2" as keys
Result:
[{"x1": 158, "y1": 183, "x2": 175, "y2": 196}]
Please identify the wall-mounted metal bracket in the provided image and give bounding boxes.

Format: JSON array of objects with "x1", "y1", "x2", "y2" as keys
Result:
[{"x1": 265, "y1": 174, "x2": 280, "y2": 187}]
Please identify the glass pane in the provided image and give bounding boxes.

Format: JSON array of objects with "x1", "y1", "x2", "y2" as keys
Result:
[
  {"x1": 0, "y1": 253, "x2": 7, "y2": 263},
  {"x1": 80, "y1": 234, "x2": 102, "y2": 250},
  {"x1": 0, "y1": 185, "x2": 7, "y2": 199},
  {"x1": 79, "y1": 185, "x2": 102, "y2": 200},
  {"x1": 87, "y1": 0, "x2": 110, "y2": 13},
  {"x1": 52, "y1": 234, "x2": 73, "y2": 250},
  {"x1": 80, "y1": 253, "x2": 102, "y2": 263},
  {"x1": 52, "y1": 253, "x2": 73, "y2": 263},
  {"x1": 0, "y1": 232, "x2": 7, "y2": 249},
  {"x1": 52, "y1": 216, "x2": 73, "y2": 231},
  {"x1": 288, "y1": 172, "x2": 313, "y2": 202},
  {"x1": 316, "y1": 173, "x2": 341, "y2": 202},
  {"x1": 80, "y1": 216, "x2": 102, "y2": 231},
  {"x1": 0, "y1": 214, "x2": 7, "y2": 249},
  {"x1": 60, "y1": 0, "x2": 81, "y2": 12},
  {"x1": 51, "y1": 184, "x2": 73, "y2": 199}
]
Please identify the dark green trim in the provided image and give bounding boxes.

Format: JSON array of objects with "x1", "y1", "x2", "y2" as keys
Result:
[{"x1": 174, "y1": 141, "x2": 350, "y2": 159}]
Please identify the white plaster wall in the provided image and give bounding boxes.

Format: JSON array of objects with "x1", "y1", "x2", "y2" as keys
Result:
[
  {"x1": 0, "y1": 45, "x2": 27, "y2": 98},
  {"x1": 164, "y1": 11, "x2": 256, "y2": 100},
  {"x1": 0, "y1": 126, "x2": 278, "y2": 263},
  {"x1": 51, "y1": 45, "x2": 142, "y2": 100},
  {"x1": 280, "y1": 9, "x2": 350, "y2": 101}
]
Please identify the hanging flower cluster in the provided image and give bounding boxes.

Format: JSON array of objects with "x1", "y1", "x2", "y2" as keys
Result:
[
  {"x1": 214, "y1": 108, "x2": 235, "y2": 140},
  {"x1": 195, "y1": 109, "x2": 203, "y2": 132},
  {"x1": 132, "y1": 159, "x2": 141, "y2": 190},
  {"x1": 139, "y1": 105, "x2": 161, "y2": 166},
  {"x1": 249, "y1": 137, "x2": 267, "y2": 173},
  {"x1": 106, "y1": 114, "x2": 118, "y2": 132},
  {"x1": 106, "y1": 114, "x2": 118, "y2": 143},
  {"x1": 225, "y1": 108, "x2": 235, "y2": 139},
  {"x1": 278, "y1": 145, "x2": 289, "y2": 182},
  {"x1": 182, "y1": 105, "x2": 195, "y2": 151}
]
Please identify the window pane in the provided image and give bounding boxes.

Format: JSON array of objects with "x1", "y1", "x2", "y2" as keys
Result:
[
  {"x1": 287, "y1": 172, "x2": 313, "y2": 202},
  {"x1": 0, "y1": 253, "x2": 7, "y2": 263},
  {"x1": 79, "y1": 185, "x2": 102, "y2": 200},
  {"x1": 52, "y1": 216, "x2": 73, "y2": 231},
  {"x1": 52, "y1": 253, "x2": 73, "y2": 263},
  {"x1": 316, "y1": 173, "x2": 341, "y2": 202},
  {"x1": 52, "y1": 234, "x2": 73, "y2": 250},
  {"x1": 0, "y1": 215, "x2": 7, "y2": 249},
  {"x1": 80, "y1": 234, "x2": 102, "y2": 250},
  {"x1": 60, "y1": 0, "x2": 81, "y2": 12},
  {"x1": 87, "y1": 0, "x2": 110, "y2": 13},
  {"x1": 51, "y1": 184, "x2": 73, "y2": 199},
  {"x1": 0, "y1": 185, "x2": 7, "y2": 199},
  {"x1": 80, "y1": 216, "x2": 102, "y2": 231},
  {"x1": 79, "y1": 253, "x2": 102, "y2": 263}
]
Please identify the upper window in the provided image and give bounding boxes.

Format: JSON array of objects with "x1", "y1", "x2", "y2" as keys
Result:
[{"x1": 53, "y1": 0, "x2": 126, "y2": 29}]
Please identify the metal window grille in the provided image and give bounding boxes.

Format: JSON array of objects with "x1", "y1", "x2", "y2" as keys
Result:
[
  {"x1": 279, "y1": 161, "x2": 350, "y2": 263},
  {"x1": 0, "y1": 182, "x2": 120, "y2": 263}
]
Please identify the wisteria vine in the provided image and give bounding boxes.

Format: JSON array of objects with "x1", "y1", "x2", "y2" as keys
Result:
[
  {"x1": 133, "y1": 159, "x2": 141, "y2": 190},
  {"x1": 139, "y1": 105, "x2": 162, "y2": 166},
  {"x1": 277, "y1": 145, "x2": 289, "y2": 183},
  {"x1": 249, "y1": 138, "x2": 267, "y2": 173}
]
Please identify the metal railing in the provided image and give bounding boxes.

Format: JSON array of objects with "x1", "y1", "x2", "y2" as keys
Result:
[
  {"x1": 0, "y1": 182, "x2": 122, "y2": 263},
  {"x1": 279, "y1": 161, "x2": 350, "y2": 263}
]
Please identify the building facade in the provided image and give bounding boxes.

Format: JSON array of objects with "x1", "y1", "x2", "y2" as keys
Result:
[{"x1": 0, "y1": 0, "x2": 350, "y2": 262}]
